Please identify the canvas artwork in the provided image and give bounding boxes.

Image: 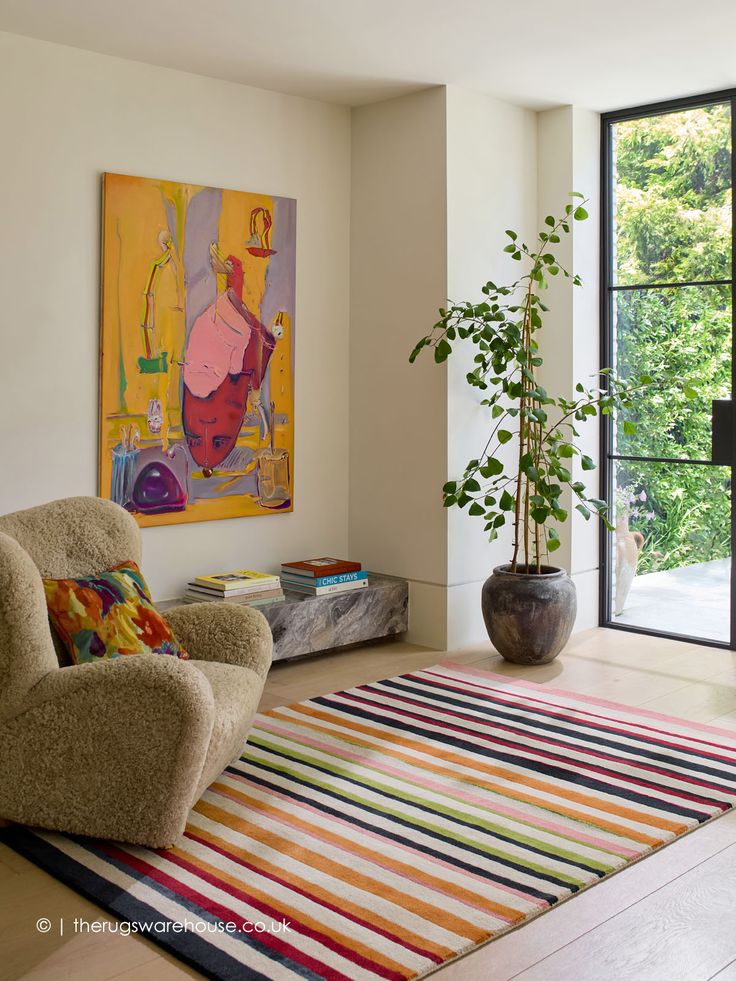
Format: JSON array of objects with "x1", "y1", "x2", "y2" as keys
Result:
[{"x1": 99, "y1": 172, "x2": 296, "y2": 526}]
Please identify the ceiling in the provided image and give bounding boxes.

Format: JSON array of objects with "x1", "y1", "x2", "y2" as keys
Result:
[{"x1": 1, "y1": 0, "x2": 735, "y2": 111}]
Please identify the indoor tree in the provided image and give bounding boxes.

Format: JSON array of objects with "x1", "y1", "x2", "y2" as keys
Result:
[{"x1": 409, "y1": 195, "x2": 650, "y2": 575}]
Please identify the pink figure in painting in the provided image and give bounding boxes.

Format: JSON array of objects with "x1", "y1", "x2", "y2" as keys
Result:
[{"x1": 182, "y1": 244, "x2": 276, "y2": 476}]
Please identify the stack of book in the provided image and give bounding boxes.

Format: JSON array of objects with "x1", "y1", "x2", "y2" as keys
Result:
[
  {"x1": 184, "y1": 569, "x2": 284, "y2": 607},
  {"x1": 280, "y1": 558, "x2": 367, "y2": 596}
]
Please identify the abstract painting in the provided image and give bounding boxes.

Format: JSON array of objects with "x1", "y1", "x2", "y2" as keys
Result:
[{"x1": 99, "y1": 173, "x2": 295, "y2": 526}]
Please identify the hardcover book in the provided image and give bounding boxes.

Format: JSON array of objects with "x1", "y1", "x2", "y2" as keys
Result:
[
  {"x1": 194, "y1": 570, "x2": 280, "y2": 591},
  {"x1": 187, "y1": 583, "x2": 284, "y2": 599},
  {"x1": 281, "y1": 570, "x2": 368, "y2": 588},
  {"x1": 187, "y1": 580, "x2": 280, "y2": 597},
  {"x1": 282, "y1": 578, "x2": 368, "y2": 597},
  {"x1": 281, "y1": 558, "x2": 362, "y2": 578}
]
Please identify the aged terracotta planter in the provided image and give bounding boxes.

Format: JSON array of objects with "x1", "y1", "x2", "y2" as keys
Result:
[{"x1": 481, "y1": 564, "x2": 577, "y2": 664}]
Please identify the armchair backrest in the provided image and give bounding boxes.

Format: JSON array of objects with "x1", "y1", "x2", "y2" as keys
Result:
[
  {"x1": 0, "y1": 496, "x2": 141, "y2": 578},
  {"x1": 0, "y1": 497, "x2": 142, "y2": 720}
]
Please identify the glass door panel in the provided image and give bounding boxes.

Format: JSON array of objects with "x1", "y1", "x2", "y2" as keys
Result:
[
  {"x1": 609, "y1": 461, "x2": 731, "y2": 644},
  {"x1": 603, "y1": 96, "x2": 734, "y2": 647},
  {"x1": 613, "y1": 285, "x2": 731, "y2": 461},
  {"x1": 613, "y1": 102, "x2": 732, "y2": 287}
]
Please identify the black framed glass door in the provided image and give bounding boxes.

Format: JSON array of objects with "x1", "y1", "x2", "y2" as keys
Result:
[{"x1": 600, "y1": 91, "x2": 735, "y2": 648}]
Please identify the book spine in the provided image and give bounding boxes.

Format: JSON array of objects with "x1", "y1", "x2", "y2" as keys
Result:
[
  {"x1": 285, "y1": 579, "x2": 368, "y2": 596},
  {"x1": 191, "y1": 580, "x2": 279, "y2": 595},
  {"x1": 281, "y1": 563, "x2": 361, "y2": 578},
  {"x1": 282, "y1": 570, "x2": 368, "y2": 587}
]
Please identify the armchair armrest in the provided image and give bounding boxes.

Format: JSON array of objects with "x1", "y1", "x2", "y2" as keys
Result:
[
  {"x1": 0, "y1": 655, "x2": 216, "y2": 845},
  {"x1": 164, "y1": 602, "x2": 273, "y2": 679}
]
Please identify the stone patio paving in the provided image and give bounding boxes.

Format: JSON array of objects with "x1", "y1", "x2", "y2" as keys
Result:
[{"x1": 614, "y1": 558, "x2": 731, "y2": 644}]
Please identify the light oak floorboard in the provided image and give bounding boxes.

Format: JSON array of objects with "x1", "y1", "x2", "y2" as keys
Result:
[
  {"x1": 2, "y1": 628, "x2": 736, "y2": 981},
  {"x1": 508, "y1": 841, "x2": 736, "y2": 981},
  {"x1": 712, "y1": 960, "x2": 736, "y2": 980}
]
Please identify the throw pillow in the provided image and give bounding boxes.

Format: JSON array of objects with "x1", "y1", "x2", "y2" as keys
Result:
[{"x1": 43, "y1": 560, "x2": 188, "y2": 664}]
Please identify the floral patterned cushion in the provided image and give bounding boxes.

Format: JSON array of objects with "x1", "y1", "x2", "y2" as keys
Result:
[{"x1": 43, "y1": 560, "x2": 188, "y2": 664}]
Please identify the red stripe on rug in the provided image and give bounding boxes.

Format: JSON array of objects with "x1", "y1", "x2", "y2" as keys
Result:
[{"x1": 98, "y1": 843, "x2": 394, "y2": 981}]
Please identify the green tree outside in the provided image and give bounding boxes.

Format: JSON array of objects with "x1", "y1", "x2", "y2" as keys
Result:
[{"x1": 613, "y1": 104, "x2": 732, "y2": 573}]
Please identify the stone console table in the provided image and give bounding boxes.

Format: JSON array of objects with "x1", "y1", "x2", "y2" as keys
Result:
[
  {"x1": 160, "y1": 573, "x2": 409, "y2": 662},
  {"x1": 264, "y1": 573, "x2": 408, "y2": 661}
]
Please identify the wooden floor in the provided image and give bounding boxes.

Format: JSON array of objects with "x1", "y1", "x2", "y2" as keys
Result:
[{"x1": 3, "y1": 627, "x2": 736, "y2": 981}]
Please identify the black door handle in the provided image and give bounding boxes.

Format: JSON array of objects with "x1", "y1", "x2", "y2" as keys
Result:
[{"x1": 712, "y1": 399, "x2": 735, "y2": 465}]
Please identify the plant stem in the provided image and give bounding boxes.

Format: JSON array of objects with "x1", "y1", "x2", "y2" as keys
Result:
[
  {"x1": 524, "y1": 476, "x2": 530, "y2": 571},
  {"x1": 511, "y1": 277, "x2": 535, "y2": 572}
]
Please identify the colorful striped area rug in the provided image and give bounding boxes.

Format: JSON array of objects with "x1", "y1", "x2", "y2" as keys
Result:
[{"x1": 5, "y1": 662, "x2": 736, "y2": 980}]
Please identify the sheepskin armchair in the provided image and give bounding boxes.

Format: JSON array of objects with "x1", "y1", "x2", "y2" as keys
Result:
[{"x1": 0, "y1": 496, "x2": 273, "y2": 847}]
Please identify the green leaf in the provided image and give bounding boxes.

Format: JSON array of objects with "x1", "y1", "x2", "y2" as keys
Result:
[
  {"x1": 503, "y1": 244, "x2": 517, "y2": 253},
  {"x1": 442, "y1": 481, "x2": 457, "y2": 493},
  {"x1": 497, "y1": 429, "x2": 513, "y2": 444},
  {"x1": 575, "y1": 503, "x2": 591, "y2": 520},
  {"x1": 623, "y1": 420, "x2": 637, "y2": 435},
  {"x1": 683, "y1": 385, "x2": 698, "y2": 400},
  {"x1": 409, "y1": 337, "x2": 429, "y2": 363},
  {"x1": 573, "y1": 206, "x2": 588, "y2": 220},
  {"x1": 581, "y1": 454, "x2": 595, "y2": 471},
  {"x1": 531, "y1": 506, "x2": 549, "y2": 523},
  {"x1": 500, "y1": 490, "x2": 516, "y2": 511},
  {"x1": 491, "y1": 404, "x2": 504, "y2": 419},
  {"x1": 505, "y1": 229, "x2": 517, "y2": 240},
  {"x1": 469, "y1": 502, "x2": 485, "y2": 516},
  {"x1": 480, "y1": 457, "x2": 504, "y2": 478},
  {"x1": 464, "y1": 477, "x2": 481, "y2": 492},
  {"x1": 434, "y1": 339, "x2": 452, "y2": 363},
  {"x1": 570, "y1": 191, "x2": 585, "y2": 199},
  {"x1": 545, "y1": 215, "x2": 555, "y2": 227}
]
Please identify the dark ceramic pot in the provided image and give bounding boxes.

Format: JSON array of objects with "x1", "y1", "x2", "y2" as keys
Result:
[{"x1": 481, "y1": 564, "x2": 576, "y2": 664}]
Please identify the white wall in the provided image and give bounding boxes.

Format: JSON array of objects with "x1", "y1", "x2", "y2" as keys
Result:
[
  {"x1": 537, "y1": 106, "x2": 601, "y2": 630},
  {"x1": 349, "y1": 88, "x2": 449, "y2": 647},
  {"x1": 0, "y1": 32, "x2": 351, "y2": 601},
  {"x1": 445, "y1": 87, "x2": 538, "y2": 648},
  {"x1": 0, "y1": 31, "x2": 601, "y2": 644},
  {"x1": 350, "y1": 86, "x2": 541, "y2": 650}
]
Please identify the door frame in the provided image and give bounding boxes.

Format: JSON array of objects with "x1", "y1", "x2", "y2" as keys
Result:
[{"x1": 599, "y1": 87, "x2": 736, "y2": 650}]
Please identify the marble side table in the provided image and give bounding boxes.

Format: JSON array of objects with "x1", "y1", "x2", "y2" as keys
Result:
[{"x1": 264, "y1": 573, "x2": 409, "y2": 661}]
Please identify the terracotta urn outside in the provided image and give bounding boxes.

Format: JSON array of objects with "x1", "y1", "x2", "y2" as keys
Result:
[{"x1": 481, "y1": 564, "x2": 577, "y2": 664}]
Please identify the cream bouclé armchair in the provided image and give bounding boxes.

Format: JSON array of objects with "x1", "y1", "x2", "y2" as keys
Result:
[{"x1": 0, "y1": 496, "x2": 273, "y2": 847}]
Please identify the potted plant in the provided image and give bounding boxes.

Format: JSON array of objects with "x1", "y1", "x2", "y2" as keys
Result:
[{"x1": 409, "y1": 196, "x2": 647, "y2": 664}]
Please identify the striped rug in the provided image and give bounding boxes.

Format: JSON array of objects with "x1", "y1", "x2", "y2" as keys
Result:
[{"x1": 5, "y1": 661, "x2": 736, "y2": 980}]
